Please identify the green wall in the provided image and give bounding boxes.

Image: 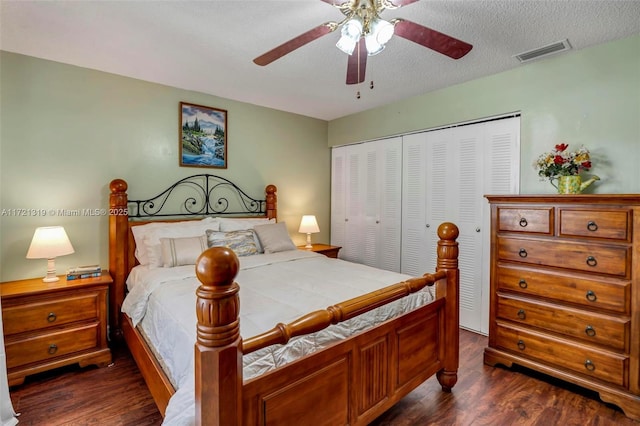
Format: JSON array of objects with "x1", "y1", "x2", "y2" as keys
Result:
[
  {"x1": 0, "y1": 52, "x2": 329, "y2": 281},
  {"x1": 328, "y1": 34, "x2": 640, "y2": 195}
]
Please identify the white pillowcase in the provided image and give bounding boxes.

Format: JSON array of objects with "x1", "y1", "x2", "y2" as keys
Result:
[
  {"x1": 160, "y1": 235, "x2": 208, "y2": 267},
  {"x1": 132, "y1": 217, "x2": 219, "y2": 267},
  {"x1": 253, "y1": 222, "x2": 297, "y2": 254}
]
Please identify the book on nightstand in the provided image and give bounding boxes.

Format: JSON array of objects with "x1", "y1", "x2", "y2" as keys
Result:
[{"x1": 67, "y1": 265, "x2": 101, "y2": 280}]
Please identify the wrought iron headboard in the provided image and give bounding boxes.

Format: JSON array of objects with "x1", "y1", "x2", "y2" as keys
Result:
[{"x1": 128, "y1": 174, "x2": 268, "y2": 218}]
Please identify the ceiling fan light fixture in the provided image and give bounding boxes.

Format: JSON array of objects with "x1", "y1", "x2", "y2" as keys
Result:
[
  {"x1": 336, "y1": 17, "x2": 363, "y2": 55},
  {"x1": 364, "y1": 33, "x2": 385, "y2": 56},
  {"x1": 364, "y1": 17, "x2": 394, "y2": 56}
]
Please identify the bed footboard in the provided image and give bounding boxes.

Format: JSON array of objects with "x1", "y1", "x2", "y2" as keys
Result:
[{"x1": 194, "y1": 222, "x2": 459, "y2": 425}]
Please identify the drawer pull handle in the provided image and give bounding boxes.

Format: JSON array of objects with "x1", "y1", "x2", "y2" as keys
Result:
[
  {"x1": 586, "y1": 256, "x2": 597, "y2": 267},
  {"x1": 584, "y1": 359, "x2": 596, "y2": 372},
  {"x1": 517, "y1": 340, "x2": 526, "y2": 350},
  {"x1": 517, "y1": 309, "x2": 526, "y2": 320},
  {"x1": 48, "y1": 344, "x2": 58, "y2": 355},
  {"x1": 519, "y1": 218, "x2": 528, "y2": 227},
  {"x1": 585, "y1": 325, "x2": 596, "y2": 337},
  {"x1": 586, "y1": 290, "x2": 597, "y2": 302},
  {"x1": 518, "y1": 279, "x2": 528, "y2": 289},
  {"x1": 518, "y1": 248, "x2": 528, "y2": 258},
  {"x1": 47, "y1": 312, "x2": 57, "y2": 322},
  {"x1": 587, "y1": 221, "x2": 598, "y2": 232}
]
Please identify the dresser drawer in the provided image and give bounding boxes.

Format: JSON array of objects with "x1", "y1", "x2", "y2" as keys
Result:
[
  {"x1": 497, "y1": 207, "x2": 553, "y2": 234},
  {"x1": 496, "y1": 265, "x2": 630, "y2": 313},
  {"x1": 559, "y1": 209, "x2": 630, "y2": 241},
  {"x1": 497, "y1": 237, "x2": 630, "y2": 278},
  {"x1": 2, "y1": 292, "x2": 100, "y2": 336},
  {"x1": 5, "y1": 323, "x2": 100, "y2": 369},
  {"x1": 495, "y1": 323, "x2": 628, "y2": 387},
  {"x1": 496, "y1": 294, "x2": 629, "y2": 351}
]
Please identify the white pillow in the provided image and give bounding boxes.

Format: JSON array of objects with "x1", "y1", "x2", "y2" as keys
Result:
[
  {"x1": 217, "y1": 217, "x2": 275, "y2": 252},
  {"x1": 253, "y1": 222, "x2": 297, "y2": 254},
  {"x1": 206, "y1": 230, "x2": 258, "y2": 257},
  {"x1": 217, "y1": 217, "x2": 275, "y2": 231},
  {"x1": 160, "y1": 235, "x2": 208, "y2": 267},
  {"x1": 136, "y1": 217, "x2": 219, "y2": 268}
]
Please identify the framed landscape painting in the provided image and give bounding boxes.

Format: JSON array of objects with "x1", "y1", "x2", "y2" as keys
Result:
[{"x1": 180, "y1": 102, "x2": 227, "y2": 168}]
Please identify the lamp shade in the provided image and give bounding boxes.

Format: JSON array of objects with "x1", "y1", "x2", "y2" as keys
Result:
[
  {"x1": 26, "y1": 226, "x2": 75, "y2": 259},
  {"x1": 298, "y1": 215, "x2": 320, "y2": 234}
]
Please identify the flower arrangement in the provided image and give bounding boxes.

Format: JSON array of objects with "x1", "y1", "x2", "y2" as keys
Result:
[{"x1": 533, "y1": 143, "x2": 593, "y2": 182}]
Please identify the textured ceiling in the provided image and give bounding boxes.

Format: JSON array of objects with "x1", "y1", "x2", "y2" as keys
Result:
[{"x1": 2, "y1": 0, "x2": 640, "y2": 121}]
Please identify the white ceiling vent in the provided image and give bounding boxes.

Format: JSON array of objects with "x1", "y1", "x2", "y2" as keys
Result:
[{"x1": 515, "y1": 39, "x2": 572, "y2": 63}]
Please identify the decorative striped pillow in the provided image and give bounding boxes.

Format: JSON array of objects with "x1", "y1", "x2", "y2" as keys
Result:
[{"x1": 160, "y1": 235, "x2": 208, "y2": 267}]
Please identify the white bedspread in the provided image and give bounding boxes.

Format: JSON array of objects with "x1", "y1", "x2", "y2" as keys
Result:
[{"x1": 122, "y1": 250, "x2": 434, "y2": 425}]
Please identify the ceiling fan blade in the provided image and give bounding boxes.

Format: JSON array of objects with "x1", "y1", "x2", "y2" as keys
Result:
[
  {"x1": 254, "y1": 23, "x2": 335, "y2": 66},
  {"x1": 393, "y1": 19, "x2": 472, "y2": 59},
  {"x1": 346, "y1": 39, "x2": 367, "y2": 85}
]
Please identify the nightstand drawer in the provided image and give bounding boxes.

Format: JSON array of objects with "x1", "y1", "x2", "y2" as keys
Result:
[
  {"x1": 497, "y1": 207, "x2": 553, "y2": 234},
  {"x1": 495, "y1": 323, "x2": 627, "y2": 387},
  {"x1": 497, "y1": 237, "x2": 630, "y2": 277},
  {"x1": 559, "y1": 208, "x2": 630, "y2": 241},
  {"x1": 5, "y1": 323, "x2": 100, "y2": 368},
  {"x1": 496, "y1": 265, "x2": 630, "y2": 313},
  {"x1": 3, "y1": 292, "x2": 100, "y2": 335},
  {"x1": 497, "y1": 294, "x2": 629, "y2": 351}
]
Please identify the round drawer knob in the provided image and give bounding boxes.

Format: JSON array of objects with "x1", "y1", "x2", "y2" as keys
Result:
[
  {"x1": 584, "y1": 359, "x2": 596, "y2": 371},
  {"x1": 518, "y1": 279, "x2": 528, "y2": 289},
  {"x1": 587, "y1": 221, "x2": 598, "y2": 232},
  {"x1": 48, "y1": 344, "x2": 58, "y2": 355},
  {"x1": 586, "y1": 290, "x2": 597, "y2": 302},
  {"x1": 517, "y1": 340, "x2": 526, "y2": 350},
  {"x1": 518, "y1": 248, "x2": 528, "y2": 258},
  {"x1": 517, "y1": 309, "x2": 526, "y2": 320},
  {"x1": 586, "y1": 256, "x2": 597, "y2": 267},
  {"x1": 47, "y1": 312, "x2": 57, "y2": 322},
  {"x1": 519, "y1": 218, "x2": 528, "y2": 227},
  {"x1": 585, "y1": 325, "x2": 596, "y2": 337}
]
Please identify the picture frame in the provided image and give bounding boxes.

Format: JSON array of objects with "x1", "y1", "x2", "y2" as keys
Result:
[{"x1": 179, "y1": 102, "x2": 227, "y2": 168}]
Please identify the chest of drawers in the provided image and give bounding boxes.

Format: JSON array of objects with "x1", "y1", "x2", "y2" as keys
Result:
[
  {"x1": 484, "y1": 195, "x2": 640, "y2": 420},
  {"x1": 1, "y1": 273, "x2": 113, "y2": 386}
]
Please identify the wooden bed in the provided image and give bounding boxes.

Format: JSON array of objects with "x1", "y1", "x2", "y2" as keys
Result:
[{"x1": 108, "y1": 174, "x2": 460, "y2": 425}]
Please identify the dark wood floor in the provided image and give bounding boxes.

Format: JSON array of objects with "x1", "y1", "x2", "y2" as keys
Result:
[{"x1": 9, "y1": 329, "x2": 638, "y2": 425}]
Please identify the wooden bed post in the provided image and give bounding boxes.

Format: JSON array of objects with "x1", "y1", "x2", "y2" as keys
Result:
[
  {"x1": 265, "y1": 184, "x2": 277, "y2": 220},
  {"x1": 435, "y1": 222, "x2": 460, "y2": 391},
  {"x1": 194, "y1": 247, "x2": 243, "y2": 426},
  {"x1": 109, "y1": 179, "x2": 129, "y2": 341}
]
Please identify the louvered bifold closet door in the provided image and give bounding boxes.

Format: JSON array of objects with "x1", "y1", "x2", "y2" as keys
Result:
[
  {"x1": 375, "y1": 138, "x2": 402, "y2": 272},
  {"x1": 331, "y1": 147, "x2": 347, "y2": 256},
  {"x1": 401, "y1": 133, "x2": 428, "y2": 276}
]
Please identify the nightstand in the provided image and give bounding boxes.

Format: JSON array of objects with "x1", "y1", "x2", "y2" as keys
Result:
[
  {"x1": 297, "y1": 244, "x2": 342, "y2": 259},
  {"x1": 1, "y1": 272, "x2": 112, "y2": 386}
]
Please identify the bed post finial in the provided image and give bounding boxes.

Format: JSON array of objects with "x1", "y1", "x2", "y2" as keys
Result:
[
  {"x1": 436, "y1": 222, "x2": 459, "y2": 392},
  {"x1": 194, "y1": 247, "x2": 242, "y2": 426},
  {"x1": 265, "y1": 184, "x2": 277, "y2": 220}
]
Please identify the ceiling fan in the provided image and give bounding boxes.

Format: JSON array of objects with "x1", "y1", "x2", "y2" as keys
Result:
[{"x1": 253, "y1": 0, "x2": 473, "y2": 85}]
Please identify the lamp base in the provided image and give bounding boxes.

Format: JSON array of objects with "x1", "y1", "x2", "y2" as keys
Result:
[
  {"x1": 305, "y1": 233, "x2": 313, "y2": 249},
  {"x1": 43, "y1": 275, "x2": 60, "y2": 283},
  {"x1": 43, "y1": 258, "x2": 60, "y2": 283}
]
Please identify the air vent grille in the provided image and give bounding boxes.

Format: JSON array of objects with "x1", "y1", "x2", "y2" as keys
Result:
[{"x1": 515, "y1": 39, "x2": 572, "y2": 63}]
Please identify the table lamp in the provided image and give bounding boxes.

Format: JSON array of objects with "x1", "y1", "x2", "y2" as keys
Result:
[
  {"x1": 26, "y1": 226, "x2": 75, "y2": 282},
  {"x1": 298, "y1": 215, "x2": 320, "y2": 249}
]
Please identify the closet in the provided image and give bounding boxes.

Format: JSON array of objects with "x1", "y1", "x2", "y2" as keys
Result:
[{"x1": 331, "y1": 116, "x2": 520, "y2": 333}]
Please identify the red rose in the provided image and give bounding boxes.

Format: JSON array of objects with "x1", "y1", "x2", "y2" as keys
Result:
[
  {"x1": 555, "y1": 143, "x2": 569, "y2": 152},
  {"x1": 582, "y1": 161, "x2": 592, "y2": 169},
  {"x1": 554, "y1": 155, "x2": 565, "y2": 164}
]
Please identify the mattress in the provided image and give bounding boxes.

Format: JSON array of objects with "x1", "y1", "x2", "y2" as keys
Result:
[{"x1": 121, "y1": 249, "x2": 435, "y2": 425}]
